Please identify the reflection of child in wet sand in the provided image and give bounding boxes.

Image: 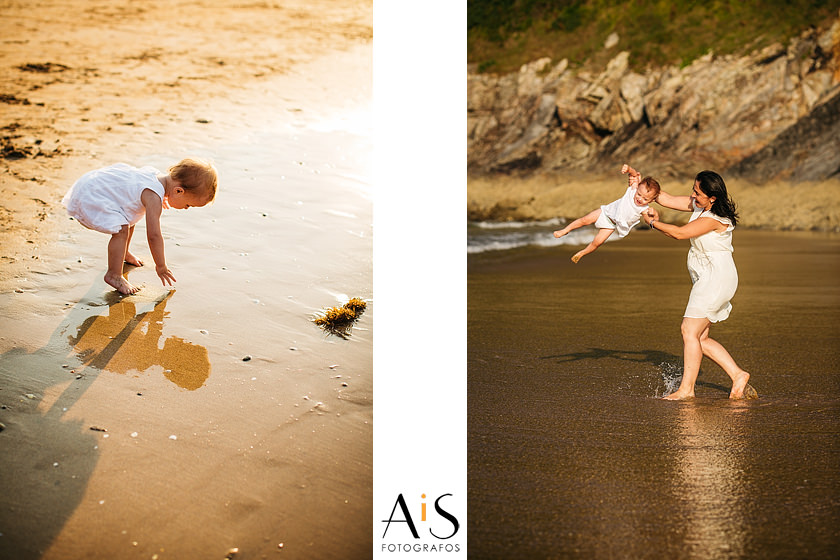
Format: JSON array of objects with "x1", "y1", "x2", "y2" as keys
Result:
[
  {"x1": 70, "y1": 291, "x2": 212, "y2": 391},
  {"x1": 553, "y1": 164, "x2": 660, "y2": 263},
  {"x1": 63, "y1": 159, "x2": 218, "y2": 295}
]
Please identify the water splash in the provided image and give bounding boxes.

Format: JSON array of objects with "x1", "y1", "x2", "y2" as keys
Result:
[{"x1": 654, "y1": 361, "x2": 683, "y2": 398}]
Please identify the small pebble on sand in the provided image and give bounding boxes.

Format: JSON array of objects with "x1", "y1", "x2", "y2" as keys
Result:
[{"x1": 243, "y1": 355, "x2": 252, "y2": 362}]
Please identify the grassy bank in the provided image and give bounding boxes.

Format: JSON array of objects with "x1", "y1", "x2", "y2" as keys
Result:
[{"x1": 468, "y1": 0, "x2": 839, "y2": 74}]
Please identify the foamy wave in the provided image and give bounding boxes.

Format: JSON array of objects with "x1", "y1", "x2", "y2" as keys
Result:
[
  {"x1": 467, "y1": 220, "x2": 607, "y2": 254},
  {"x1": 471, "y1": 218, "x2": 563, "y2": 230},
  {"x1": 467, "y1": 234, "x2": 562, "y2": 254}
]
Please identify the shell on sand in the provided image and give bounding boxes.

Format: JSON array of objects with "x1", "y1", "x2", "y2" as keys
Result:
[{"x1": 743, "y1": 383, "x2": 759, "y2": 399}]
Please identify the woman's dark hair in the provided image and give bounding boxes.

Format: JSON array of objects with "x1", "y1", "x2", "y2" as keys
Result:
[{"x1": 696, "y1": 170, "x2": 738, "y2": 226}]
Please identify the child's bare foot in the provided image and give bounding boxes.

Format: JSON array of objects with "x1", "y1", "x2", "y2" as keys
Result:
[
  {"x1": 554, "y1": 229, "x2": 569, "y2": 238},
  {"x1": 124, "y1": 251, "x2": 144, "y2": 267},
  {"x1": 662, "y1": 390, "x2": 694, "y2": 400},
  {"x1": 729, "y1": 372, "x2": 751, "y2": 399},
  {"x1": 571, "y1": 252, "x2": 584, "y2": 263},
  {"x1": 104, "y1": 271, "x2": 138, "y2": 295}
]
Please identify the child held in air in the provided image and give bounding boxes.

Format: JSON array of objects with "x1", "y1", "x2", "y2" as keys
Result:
[{"x1": 553, "y1": 164, "x2": 659, "y2": 263}]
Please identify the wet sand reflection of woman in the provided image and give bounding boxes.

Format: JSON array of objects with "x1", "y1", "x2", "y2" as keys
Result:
[{"x1": 674, "y1": 402, "x2": 749, "y2": 555}]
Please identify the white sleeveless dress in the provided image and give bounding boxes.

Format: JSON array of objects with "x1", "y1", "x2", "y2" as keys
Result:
[
  {"x1": 63, "y1": 163, "x2": 164, "y2": 234},
  {"x1": 684, "y1": 204, "x2": 737, "y2": 323}
]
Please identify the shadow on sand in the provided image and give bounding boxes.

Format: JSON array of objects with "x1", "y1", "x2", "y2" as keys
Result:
[{"x1": 0, "y1": 272, "x2": 210, "y2": 558}]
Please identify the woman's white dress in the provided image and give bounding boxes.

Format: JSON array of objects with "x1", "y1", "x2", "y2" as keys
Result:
[
  {"x1": 684, "y1": 205, "x2": 737, "y2": 323},
  {"x1": 62, "y1": 163, "x2": 164, "y2": 234}
]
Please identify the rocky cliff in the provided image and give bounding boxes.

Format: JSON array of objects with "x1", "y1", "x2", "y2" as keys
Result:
[{"x1": 468, "y1": 15, "x2": 840, "y2": 182}]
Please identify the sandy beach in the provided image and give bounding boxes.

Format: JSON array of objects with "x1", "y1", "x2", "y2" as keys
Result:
[
  {"x1": 1, "y1": 1, "x2": 372, "y2": 559},
  {"x1": 468, "y1": 230, "x2": 840, "y2": 557}
]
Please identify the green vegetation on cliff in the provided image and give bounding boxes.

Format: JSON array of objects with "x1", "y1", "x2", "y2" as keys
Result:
[{"x1": 468, "y1": 0, "x2": 838, "y2": 73}]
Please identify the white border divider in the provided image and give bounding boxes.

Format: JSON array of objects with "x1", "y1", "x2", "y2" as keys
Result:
[{"x1": 373, "y1": 1, "x2": 467, "y2": 557}]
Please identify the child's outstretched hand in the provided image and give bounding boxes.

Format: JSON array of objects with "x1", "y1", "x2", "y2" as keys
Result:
[
  {"x1": 156, "y1": 265, "x2": 177, "y2": 287},
  {"x1": 621, "y1": 163, "x2": 641, "y2": 187}
]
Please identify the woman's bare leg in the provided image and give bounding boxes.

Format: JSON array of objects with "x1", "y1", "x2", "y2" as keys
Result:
[
  {"x1": 554, "y1": 208, "x2": 602, "y2": 238},
  {"x1": 124, "y1": 225, "x2": 144, "y2": 267},
  {"x1": 571, "y1": 227, "x2": 614, "y2": 263},
  {"x1": 664, "y1": 317, "x2": 710, "y2": 400},
  {"x1": 105, "y1": 226, "x2": 138, "y2": 295},
  {"x1": 698, "y1": 325, "x2": 751, "y2": 398}
]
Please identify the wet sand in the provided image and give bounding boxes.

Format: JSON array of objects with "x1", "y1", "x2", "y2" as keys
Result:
[
  {"x1": 0, "y1": 1, "x2": 372, "y2": 559},
  {"x1": 468, "y1": 230, "x2": 840, "y2": 557}
]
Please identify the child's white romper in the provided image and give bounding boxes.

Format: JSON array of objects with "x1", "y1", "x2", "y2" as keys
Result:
[
  {"x1": 63, "y1": 163, "x2": 165, "y2": 234},
  {"x1": 594, "y1": 186, "x2": 649, "y2": 238}
]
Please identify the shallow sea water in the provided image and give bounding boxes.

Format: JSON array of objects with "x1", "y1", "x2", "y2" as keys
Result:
[{"x1": 468, "y1": 230, "x2": 840, "y2": 558}]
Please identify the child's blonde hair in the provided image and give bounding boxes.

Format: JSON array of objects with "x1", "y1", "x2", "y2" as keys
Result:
[
  {"x1": 170, "y1": 158, "x2": 217, "y2": 202},
  {"x1": 640, "y1": 176, "x2": 660, "y2": 196}
]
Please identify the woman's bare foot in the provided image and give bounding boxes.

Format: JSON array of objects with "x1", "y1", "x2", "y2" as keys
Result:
[
  {"x1": 554, "y1": 229, "x2": 569, "y2": 238},
  {"x1": 729, "y1": 371, "x2": 751, "y2": 399},
  {"x1": 662, "y1": 390, "x2": 695, "y2": 400},
  {"x1": 104, "y1": 271, "x2": 138, "y2": 295},
  {"x1": 571, "y1": 252, "x2": 584, "y2": 263},
  {"x1": 124, "y1": 251, "x2": 144, "y2": 267}
]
